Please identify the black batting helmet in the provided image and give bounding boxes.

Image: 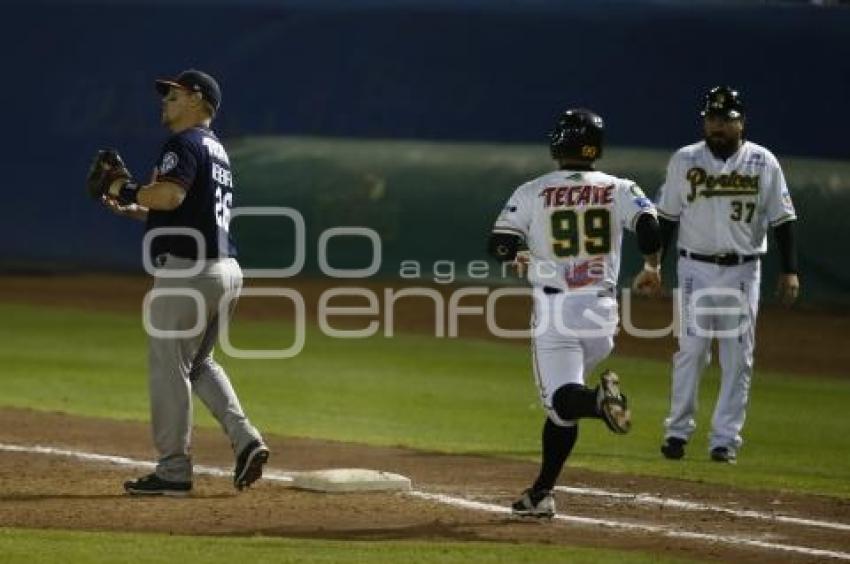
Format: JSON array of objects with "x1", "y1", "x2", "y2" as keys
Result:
[
  {"x1": 549, "y1": 108, "x2": 604, "y2": 161},
  {"x1": 701, "y1": 86, "x2": 744, "y2": 120}
]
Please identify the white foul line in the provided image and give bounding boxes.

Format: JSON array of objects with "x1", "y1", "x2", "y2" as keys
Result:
[
  {"x1": 555, "y1": 486, "x2": 850, "y2": 533},
  {"x1": 407, "y1": 491, "x2": 850, "y2": 561},
  {"x1": 1, "y1": 442, "x2": 848, "y2": 561},
  {"x1": 0, "y1": 443, "x2": 295, "y2": 483}
]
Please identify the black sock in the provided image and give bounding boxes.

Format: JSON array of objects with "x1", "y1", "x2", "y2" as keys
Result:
[{"x1": 531, "y1": 418, "x2": 579, "y2": 493}]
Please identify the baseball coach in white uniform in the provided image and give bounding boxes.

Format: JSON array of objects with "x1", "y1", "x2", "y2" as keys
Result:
[{"x1": 656, "y1": 86, "x2": 800, "y2": 464}]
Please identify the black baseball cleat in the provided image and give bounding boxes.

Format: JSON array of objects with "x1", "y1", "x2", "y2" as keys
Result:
[
  {"x1": 710, "y1": 446, "x2": 737, "y2": 464},
  {"x1": 234, "y1": 440, "x2": 270, "y2": 490},
  {"x1": 597, "y1": 370, "x2": 631, "y2": 434},
  {"x1": 661, "y1": 437, "x2": 687, "y2": 460},
  {"x1": 511, "y1": 488, "x2": 556, "y2": 518},
  {"x1": 124, "y1": 473, "x2": 192, "y2": 497}
]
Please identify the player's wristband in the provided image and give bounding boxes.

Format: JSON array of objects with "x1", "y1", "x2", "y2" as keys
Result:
[
  {"x1": 643, "y1": 262, "x2": 661, "y2": 274},
  {"x1": 116, "y1": 181, "x2": 140, "y2": 206}
]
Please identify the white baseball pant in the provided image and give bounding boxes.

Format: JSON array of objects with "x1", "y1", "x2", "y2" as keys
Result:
[
  {"x1": 664, "y1": 256, "x2": 760, "y2": 452},
  {"x1": 531, "y1": 289, "x2": 618, "y2": 427}
]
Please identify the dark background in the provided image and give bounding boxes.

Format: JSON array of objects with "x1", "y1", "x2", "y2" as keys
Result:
[{"x1": 2, "y1": 0, "x2": 848, "y2": 288}]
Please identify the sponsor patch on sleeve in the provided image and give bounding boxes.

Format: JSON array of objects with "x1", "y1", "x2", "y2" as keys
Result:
[
  {"x1": 159, "y1": 152, "x2": 179, "y2": 174},
  {"x1": 634, "y1": 196, "x2": 653, "y2": 209}
]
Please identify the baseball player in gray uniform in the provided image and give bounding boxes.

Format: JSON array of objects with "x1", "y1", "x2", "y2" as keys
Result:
[
  {"x1": 656, "y1": 86, "x2": 800, "y2": 464},
  {"x1": 88, "y1": 70, "x2": 269, "y2": 495},
  {"x1": 489, "y1": 108, "x2": 662, "y2": 517}
]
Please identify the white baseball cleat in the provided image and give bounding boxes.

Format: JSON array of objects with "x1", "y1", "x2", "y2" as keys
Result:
[
  {"x1": 597, "y1": 370, "x2": 631, "y2": 434},
  {"x1": 511, "y1": 488, "x2": 556, "y2": 518}
]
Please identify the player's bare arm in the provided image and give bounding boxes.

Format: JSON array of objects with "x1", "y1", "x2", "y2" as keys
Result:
[
  {"x1": 102, "y1": 195, "x2": 148, "y2": 221},
  {"x1": 100, "y1": 168, "x2": 160, "y2": 220},
  {"x1": 631, "y1": 212, "x2": 663, "y2": 297},
  {"x1": 87, "y1": 149, "x2": 185, "y2": 214},
  {"x1": 130, "y1": 180, "x2": 185, "y2": 211},
  {"x1": 103, "y1": 175, "x2": 186, "y2": 211}
]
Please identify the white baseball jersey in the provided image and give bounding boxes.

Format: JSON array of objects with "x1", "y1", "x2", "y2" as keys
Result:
[
  {"x1": 656, "y1": 140, "x2": 796, "y2": 255},
  {"x1": 493, "y1": 169, "x2": 656, "y2": 293}
]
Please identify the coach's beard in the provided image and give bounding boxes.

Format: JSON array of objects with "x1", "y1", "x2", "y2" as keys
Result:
[{"x1": 705, "y1": 135, "x2": 741, "y2": 161}]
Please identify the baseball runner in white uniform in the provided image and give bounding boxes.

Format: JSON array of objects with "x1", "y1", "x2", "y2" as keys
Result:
[
  {"x1": 489, "y1": 108, "x2": 662, "y2": 517},
  {"x1": 657, "y1": 86, "x2": 800, "y2": 464}
]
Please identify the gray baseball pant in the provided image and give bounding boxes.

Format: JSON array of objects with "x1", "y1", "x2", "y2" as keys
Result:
[{"x1": 147, "y1": 254, "x2": 263, "y2": 482}]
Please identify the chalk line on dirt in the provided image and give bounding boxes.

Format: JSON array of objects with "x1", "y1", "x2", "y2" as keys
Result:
[{"x1": 1, "y1": 442, "x2": 847, "y2": 561}]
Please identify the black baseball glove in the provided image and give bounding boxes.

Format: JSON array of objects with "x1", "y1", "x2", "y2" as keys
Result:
[{"x1": 85, "y1": 149, "x2": 132, "y2": 200}]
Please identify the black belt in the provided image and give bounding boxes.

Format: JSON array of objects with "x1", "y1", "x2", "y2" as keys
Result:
[
  {"x1": 153, "y1": 253, "x2": 196, "y2": 267},
  {"x1": 679, "y1": 249, "x2": 759, "y2": 266},
  {"x1": 542, "y1": 286, "x2": 615, "y2": 298},
  {"x1": 154, "y1": 253, "x2": 233, "y2": 266}
]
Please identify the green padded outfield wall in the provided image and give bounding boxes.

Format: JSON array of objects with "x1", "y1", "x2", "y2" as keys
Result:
[{"x1": 230, "y1": 137, "x2": 850, "y2": 304}]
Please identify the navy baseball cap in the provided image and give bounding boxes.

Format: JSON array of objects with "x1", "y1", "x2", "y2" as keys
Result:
[{"x1": 155, "y1": 69, "x2": 222, "y2": 112}]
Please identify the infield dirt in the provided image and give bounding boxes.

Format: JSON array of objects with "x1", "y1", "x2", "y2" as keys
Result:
[
  {"x1": 1, "y1": 274, "x2": 848, "y2": 562},
  {"x1": 1, "y1": 407, "x2": 849, "y2": 563}
]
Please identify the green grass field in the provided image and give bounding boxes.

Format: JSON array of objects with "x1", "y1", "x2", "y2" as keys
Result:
[
  {"x1": 1, "y1": 301, "x2": 848, "y2": 498},
  {"x1": 1, "y1": 300, "x2": 848, "y2": 562},
  {"x1": 0, "y1": 528, "x2": 689, "y2": 564}
]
